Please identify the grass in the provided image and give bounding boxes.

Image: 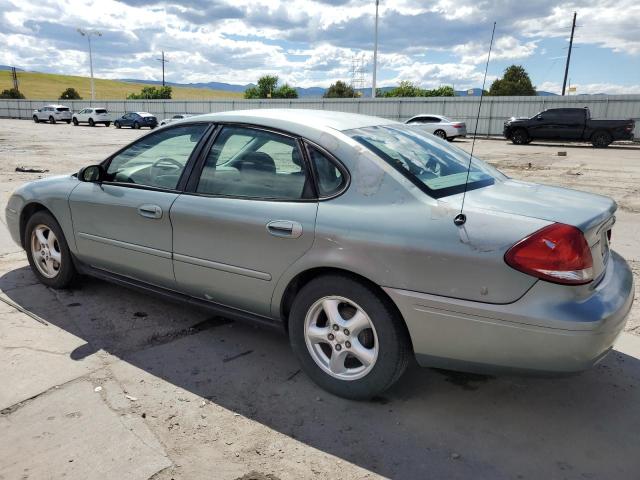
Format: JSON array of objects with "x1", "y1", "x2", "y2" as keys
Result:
[{"x1": 0, "y1": 70, "x2": 243, "y2": 100}]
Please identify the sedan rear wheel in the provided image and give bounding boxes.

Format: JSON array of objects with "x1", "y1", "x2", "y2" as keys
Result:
[
  {"x1": 289, "y1": 275, "x2": 410, "y2": 399},
  {"x1": 434, "y1": 129, "x2": 447, "y2": 140},
  {"x1": 25, "y1": 211, "x2": 76, "y2": 288}
]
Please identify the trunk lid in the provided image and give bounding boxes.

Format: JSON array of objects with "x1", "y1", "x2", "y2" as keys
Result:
[{"x1": 447, "y1": 179, "x2": 616, "y2": 281}]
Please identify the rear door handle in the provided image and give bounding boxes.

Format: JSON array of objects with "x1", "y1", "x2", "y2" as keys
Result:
[
  {"x1": 266, "y1": 220, "x2": 303, "y2": 238},
  {"x1": 137, "y1": 204, "x2": 163, "y2": 219}
]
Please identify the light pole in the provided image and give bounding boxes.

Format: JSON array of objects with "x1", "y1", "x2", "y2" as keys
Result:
[
  {"x1": 372, "y1": 0, "x2": 379, "y2": 98},
  {"x1": 77, "y1": 28, "x2": 102, "y2": 101}
]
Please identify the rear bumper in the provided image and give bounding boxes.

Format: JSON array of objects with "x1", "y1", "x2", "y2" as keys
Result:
[{"x1": 385, "y1": 250, "x2": 634, "y2": 374}]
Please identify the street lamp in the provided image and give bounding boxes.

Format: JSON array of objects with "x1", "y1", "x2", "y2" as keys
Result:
[
  {"x1": 77, "y1": 28, "x2": 102, "y2": 101},
  {"x1": 372, "y1": 0, "x2": 380, "y2": 98}
]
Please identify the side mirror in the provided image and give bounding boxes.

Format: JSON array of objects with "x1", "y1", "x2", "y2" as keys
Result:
[
  {"x1": 78, "y1": 165, "x2": 105, "y2": 182},
  {"x1": 536, "y1": 115, "x2": 543, "y2": 121}
]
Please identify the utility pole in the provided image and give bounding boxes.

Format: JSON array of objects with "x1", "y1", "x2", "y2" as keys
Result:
[
  {"x1": 156, "y1": 51, "x2": 169, "y2": 86},
  {"x1": 11, "y1": 67, "x2": 19, "y2": 91},
  {"x1": 562, "y1": 11, "x2": 576, "y2": 96},
  {"x1": 372, "y1": 0, "x2": 379, "y2": 98},
  {"x1": 77, "y1": 28, "x2": 102, "y2": 100}
]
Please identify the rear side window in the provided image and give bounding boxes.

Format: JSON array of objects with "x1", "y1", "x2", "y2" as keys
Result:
[
  {"x1": 307, "y1": 145, "x2": 347, "y2": 197},
  {"x1": 95, "y1": 109, "x2": 107, "y2": 114},
  {"x1": 196, "y1": 126, "x2": 309, "y2": 200},
  {"x1": 56, "y1": 107, "x2": 70, "y2": 112},
  {"x1": 409, "y1": 116, "x2": 440, "y2": 124}
]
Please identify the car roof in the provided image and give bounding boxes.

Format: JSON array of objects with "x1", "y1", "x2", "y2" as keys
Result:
[
  {"x1": 46, "y1": 104, "x2": 69, "y2": 108},
  {"x1": 191, "y1": 109, "x2": 398, "y2": 133}
]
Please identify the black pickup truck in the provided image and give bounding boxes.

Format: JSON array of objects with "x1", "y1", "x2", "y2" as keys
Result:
[{"x1": 503, "y1": 107, "x2": 635, "y2": 148}]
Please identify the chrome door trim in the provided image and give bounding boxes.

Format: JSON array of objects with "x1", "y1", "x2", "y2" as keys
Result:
[
  {"x1": 173, "y1": 253, "x2": 272, "y2": 281},
  {"x1": 77, "y1": 232, "x2": 172, "y2": 259}
]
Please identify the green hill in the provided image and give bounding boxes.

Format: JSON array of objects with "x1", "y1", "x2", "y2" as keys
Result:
[{"x1": 0, "y1": 71, "x2": 242, "y2": 100}]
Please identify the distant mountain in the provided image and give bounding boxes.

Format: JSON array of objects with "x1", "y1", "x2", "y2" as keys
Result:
[
  {"x1": 118, "y1": 78, "x2": 562, "y2": 98},
  {"x1": 0, "y1": 65, "x2": 24, "y2": 71}
]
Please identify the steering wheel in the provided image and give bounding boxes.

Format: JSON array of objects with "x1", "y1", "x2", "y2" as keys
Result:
[{"x1": 151, "y1": 157, "x2": 182, "y2": 175}]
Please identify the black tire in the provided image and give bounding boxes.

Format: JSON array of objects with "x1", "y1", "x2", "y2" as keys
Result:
[
  {"x1": 591, "y1": 130, "x2": 612, "y2": 148},
  {"x1": 104, "y1": 122, "x2": 111, "y2": 127},
  {"x1": 289, "y1": 274, "x2": 411, "y2": 400},
  {"x1": 511, "y1": 128, "x2": 529, "y2": 145},
  {"x1": 66, "y1": 120, "x2": 71, "y2": 124},
  {"x1": 133, "y1": 121, "x2": 140, "y2": 129},
  {"x1": 89, "y1": 118, "x2": 95, "y2": 127},
  {"x1": 434, "y1": 129, "x2": 447, "y2": 140},
  {"x1": 72, "y1": 117, "x2": 79, "y2": 126},
  {"x1": 115, "y1": 121, "x2": 121, "y2": 129},
  {"x1": 24, "y1": 210, "x2": 77, "y2": 289},
  {"x1": 33, "y1": 115, "x2": 39, "y2": 123},
  {"x1": 49, "y1": 116, "x2": 56, "y2": 124}
]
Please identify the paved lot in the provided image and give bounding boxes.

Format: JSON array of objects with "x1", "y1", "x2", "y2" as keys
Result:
[{"x1": 0, "y1": 119, "x2": 639, "y2": 480}]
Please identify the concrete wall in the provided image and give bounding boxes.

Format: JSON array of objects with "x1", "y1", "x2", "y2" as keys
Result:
[{"x1": 1, "y1": 95, "x2": 639, "y2": 136}]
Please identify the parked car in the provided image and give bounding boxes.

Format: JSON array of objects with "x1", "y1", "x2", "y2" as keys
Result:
[
  {"x1": 32, "y1": 105, "x2": 72, "y2": 124},
  {"x1": 5, "y1": 110, "x2": 633, "y2": 400},
  {"x1": 114, "y1": 112, "x2": 158, "y2": 129},
  {"x1": 160, "y1": 114, "x2": 194, "y2": 126},
  {"x1": 72, "y1": 107, "x2": 111, "y2": 127},
  {"x1": 405, "y1": 114, "x2": 467, "y2": 141},
  {"x1": 503, "y1": 107, "x2": 635, "y2": 147}
]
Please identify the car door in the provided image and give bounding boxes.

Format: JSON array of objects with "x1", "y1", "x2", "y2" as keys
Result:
[
  {"x1": 69, "y1": 123, "x2": 211, "y2": 288},
  {"x1": 170, "y1": 125, "x2": 318, "y2": 317},
  {"x1": 529, "y1": 109, "x2": 562, "y2": 139},
  {"x1": 120, "y1": 113, "x2": 132, "y2": 127}
]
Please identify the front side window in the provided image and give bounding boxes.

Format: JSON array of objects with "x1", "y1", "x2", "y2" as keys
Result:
[
  {"x1": 196, "y1": 126, "x2": 309, "y2": 200},
  {"x1": 106, "y1": 124, "x2": 208, "y2": 189},
  {"x1": 346, "y1": 124, "x2": 504, "y2": 198}
]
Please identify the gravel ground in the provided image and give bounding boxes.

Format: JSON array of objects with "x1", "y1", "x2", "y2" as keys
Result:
[{"x1": 1, "y1": 119, "x2": 639, "y2": 480}]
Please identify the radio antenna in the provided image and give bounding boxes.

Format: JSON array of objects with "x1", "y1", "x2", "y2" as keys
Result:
[{"x1": 454, "y1": 21, "x2": 496, "y2": 227}]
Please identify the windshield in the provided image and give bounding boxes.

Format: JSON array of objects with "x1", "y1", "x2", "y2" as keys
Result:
[{"x1": 345, "y1": 124, "x2": 505, "y2": 198}]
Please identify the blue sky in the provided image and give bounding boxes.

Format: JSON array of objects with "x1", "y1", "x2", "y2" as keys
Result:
[{"x1": 1, "y1": 0, "x2": 639, "y2": 94}]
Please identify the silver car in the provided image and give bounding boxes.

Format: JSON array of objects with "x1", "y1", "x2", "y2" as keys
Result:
[
  {"x1": 5, "y1": 109, "x2": 634, "y2": 399},
  {"x1": 32, "y1": 104, "x2": 73, "y2": 124},
  {"x1": 405, "y1": 114, "x2": 467, "y2": 141},
  {"x1": 160, "y1": 113, "x2": 194, "y2": 126}
]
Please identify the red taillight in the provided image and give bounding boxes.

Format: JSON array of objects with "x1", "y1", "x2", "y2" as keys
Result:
[
  {"x1": 452, "y1": 123, "x2": 464, "y2": 128},
  {"x1": 505, "y1": 223, "x2": 593, "y2": 285}
]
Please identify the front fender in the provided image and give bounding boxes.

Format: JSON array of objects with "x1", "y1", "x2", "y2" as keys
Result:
[{"x1": 5, "y1": 175, "x2": 81, "y2": 253}]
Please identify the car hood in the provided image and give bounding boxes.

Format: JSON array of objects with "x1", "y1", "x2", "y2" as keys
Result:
[{"x1": 445, "y1": 179, "x2": 616, "y2": 232}]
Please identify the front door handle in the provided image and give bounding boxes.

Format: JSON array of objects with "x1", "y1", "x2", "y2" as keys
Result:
[
  {"x1": 137, "y1": 204, "x2": 163, "y2": 219},
  {"x1": 266, "y1": 220, "x2": 303, "y2": 238}
]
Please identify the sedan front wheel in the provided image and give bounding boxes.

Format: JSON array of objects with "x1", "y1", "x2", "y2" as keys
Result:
[
  {"x1": 25, "y1": 211, "x2": 77, "y2": 289},
  {"x1": 289, "y1": 274, "x2": 410, "y2": 399}
]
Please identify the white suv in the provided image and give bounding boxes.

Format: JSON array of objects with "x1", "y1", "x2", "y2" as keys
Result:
[
  {"x1": 72, "y1": 108, "x2": 111, "y2": 127},
  {"x1": 33, "y1": 105, "x2": 73, "y2": 124}
]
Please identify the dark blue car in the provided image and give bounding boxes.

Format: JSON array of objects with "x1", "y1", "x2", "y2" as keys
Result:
[{"x1": 114, "y1": 112, "x2": 158, "y2": 129}]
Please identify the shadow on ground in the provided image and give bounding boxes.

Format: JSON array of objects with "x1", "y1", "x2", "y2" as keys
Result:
[{"x1": 3, "y1": 265, "x2": 640, "y2": 479}]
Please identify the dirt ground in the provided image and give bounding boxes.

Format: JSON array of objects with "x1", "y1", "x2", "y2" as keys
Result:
[{"x1": 1, "y1": 119, "x2": 639, "y2": 480}]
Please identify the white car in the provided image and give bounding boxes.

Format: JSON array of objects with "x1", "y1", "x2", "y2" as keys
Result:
[
  {"x1": 405, "y1": 114, "x2": 467, "y2": 141},
  {"x1": 160, "y1": 113, "x2": 194, "y2": 126},
  {"x1": 33, "y1": 105, "x2": 72, "y2": 124},
  {"x1": 72, "y1": 108, "x2": 111, "y2": 127}
]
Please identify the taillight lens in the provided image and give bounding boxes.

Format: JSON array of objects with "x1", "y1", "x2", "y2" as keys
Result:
[
  {"x1": 452, "y1": 123, "x2": 464, "y2": 128},
  {"x1": 505, "y1": 223, "x2": 593, "y2": 285}
]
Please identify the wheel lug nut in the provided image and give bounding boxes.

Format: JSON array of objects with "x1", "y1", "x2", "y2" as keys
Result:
[
  {"x1": 335, "y1": 344, "x2": 342, "y2": 351},
  {"x1": 343, "y1": 329, "x2": 350, "y2": 336},
  {"x1": 345, "y1": 341, "x2": 351, "y2": 348},
  {"x1": 328, "y1": 333, "x2": 335, "y2": 341},
  {"x1": 332, "y1": 324, "x2": 339, "y2": 331}
]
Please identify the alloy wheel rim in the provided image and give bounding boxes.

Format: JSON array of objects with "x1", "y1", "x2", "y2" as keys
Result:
[
  {"x1": 304, "y1": 296, "x2": 379, "y2": 381},
  {"x1": 30, "y1": 224, "x2": 61, "y2": 278}
]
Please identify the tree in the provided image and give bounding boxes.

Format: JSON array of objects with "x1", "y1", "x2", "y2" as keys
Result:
[
  {"x1": 0, "y1": 88, "x2": 25, "y2": 99},
  {"x1": 324, "y1": 81, "x2": 356, "y2": 98},
  {"x1": 59, "y1": 87, "x2": 82, "y2": 100},
  {"x1": 489, "y1": 65, "x2": 536, "y2": 96},
  {"x1": 379, "y1": 81, "x2": 455, "y2": 98},
  {"x1": 127, "y1": 86, "x2": 172, "y2": 99},
  {"x1": 244, "y1": 75, "x2": 298, "y2": 99}
]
